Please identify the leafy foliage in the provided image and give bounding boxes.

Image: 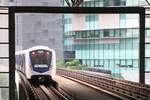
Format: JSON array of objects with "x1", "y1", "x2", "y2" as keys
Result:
[
  {"x1": 56, "y1": 59, "x2": 65, "y2": 68},
  {"x1": 56, "y1": 59, "x2": 87, "y2": 70},
  {"x1": 65, "y1": 59, "x2": 87, "y2": 70}
]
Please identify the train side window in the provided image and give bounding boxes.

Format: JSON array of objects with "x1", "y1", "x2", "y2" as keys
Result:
[
  {"x1": 22, "y1": 54, "x2": 26, "y2": 73},
  {"x1": 18, "y1": 55, "x2": 21, "y2": 67},
  {"x1": 21, "y1": 55, "x2": 24, "y2": 67},
  {"x1": 22, "y1": 54, "x2": 25, "y2": 66},
  {"x1": 16, "y1": 55, "x2": 19, "y2": 66}
]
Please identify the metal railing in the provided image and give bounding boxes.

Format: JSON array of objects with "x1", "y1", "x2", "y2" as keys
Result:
[{"x1": 56, "y1": 68, "x2": 150, "y2": 100}]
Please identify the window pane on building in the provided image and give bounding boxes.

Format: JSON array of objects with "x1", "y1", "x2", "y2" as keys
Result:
[
  {"x1": 0, "y1": 88, "x2": 9, "y2": 100},
  {"x1": 0, "y1": 15, "x2": 8, "y2": 28},
  {"x1": 0, "y1": 59, "x2": 9, "y2": 72},
  {"x1": 0, "y1": 44, "x2": 9, "y2": 57},
  {"x1": 0, "y1": 29, "x2": 8, "y2": 42},
  {"x1": 0, "y1": 74, "x2": 9, "y2": 86},
  {"x1": 146, "y1": 44, "x2": 150, "y2": 57}
]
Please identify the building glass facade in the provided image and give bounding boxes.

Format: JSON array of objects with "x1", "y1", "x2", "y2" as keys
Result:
[{"x1": 63, "y1": 0, "x2": 150, "y2": 84}]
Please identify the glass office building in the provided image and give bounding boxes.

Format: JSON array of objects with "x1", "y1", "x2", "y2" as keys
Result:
[{"x1": 63, "y1": 0, "x2": 150, "y2": 83}]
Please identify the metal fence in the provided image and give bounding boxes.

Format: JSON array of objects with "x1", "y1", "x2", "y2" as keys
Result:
[{"x1": 57, "y1": 68, "x2": 150, "y2": 100}]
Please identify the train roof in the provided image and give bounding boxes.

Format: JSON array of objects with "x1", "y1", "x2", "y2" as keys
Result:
[
  {"x1": 15, "y1": 46, "x2": 55, "y2": 55},
  {"x1": 27, "y1": 46, "x2": 53, "y2": 51}
]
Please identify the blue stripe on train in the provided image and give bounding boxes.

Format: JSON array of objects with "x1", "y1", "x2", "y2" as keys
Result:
[{"x1": 33, "y1": 67, "x2": 50, "y2": 73}]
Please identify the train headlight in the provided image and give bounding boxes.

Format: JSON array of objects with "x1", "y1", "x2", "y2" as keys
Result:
[
  {"x1": 46, "y1": 52, "x2": 49, "y2": 55},
  {"x1": 32, "y1": 52, "x2": 35, "y2": 55}
]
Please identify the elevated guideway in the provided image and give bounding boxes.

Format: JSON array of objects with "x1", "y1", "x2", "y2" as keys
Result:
[
  {"x1": 15, "y1": 71, "x2": 71, "y2": 100},
  {"x1": 56, "y1": 68, "x2": 150, "y2": 100},
  {"x1": 53, "y1": 75, "x2": 119, "y2": 100}
]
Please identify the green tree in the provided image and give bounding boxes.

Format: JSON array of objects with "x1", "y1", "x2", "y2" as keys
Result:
[
  {"x1": 65, "y1": 59, "x2": 87, "y2": 70},
  {"x1": 56, "y1": 59, "x2": 65, "y2": 68}
]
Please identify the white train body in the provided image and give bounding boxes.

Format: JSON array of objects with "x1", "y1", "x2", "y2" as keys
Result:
[{"x1": 15, "y1": 46, "x2": 56, "y2": 80}]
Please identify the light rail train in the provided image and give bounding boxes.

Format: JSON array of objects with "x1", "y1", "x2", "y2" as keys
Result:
[{"x1": 15, "y1": 46, "x2": 56, "y2": 83}]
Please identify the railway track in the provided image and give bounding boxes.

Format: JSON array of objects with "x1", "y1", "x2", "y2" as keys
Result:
[
  {"x1": 17, "y1": 71, "x2": 72, "y2": 100},
  {"x1": 32, "y1": 85, "x2": 50, "y2": 100},
  {"x1": 32, "y1": 84, "x2": 71, "y2": 100},
  {"x1": 56, "y1": 68, "x2": 150, "y2": 100}
]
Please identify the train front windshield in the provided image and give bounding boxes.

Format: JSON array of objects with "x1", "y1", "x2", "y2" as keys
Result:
[{"x1": 30, "y1": 50, "x2": 52, "y2": 68}]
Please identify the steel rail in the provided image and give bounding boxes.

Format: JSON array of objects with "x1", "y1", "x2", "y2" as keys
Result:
[
  {"x1": 32, "y1": 85, "x2": 50, "y2": 100},
  {"x1": 40, "y1": 85, "x2": 61, "y2": 100},
  {"x1": 56, "y1": 69, "x2": 150, "y2": 100},
  {"x1": 38, "y1": 85, "x2": 71, "y2": 100},
  {"x1": 48, "y1": 86, "x2": 70, "y2": 100},
  {"x1": 18, "y1": 71, "x2": 72, "y2": 100},
  {"x1": 18, "y1": 71, "x2": 41, "y2": 100},
  {"x1": 19, "y1": 75, "x2": 30, "y2": 100},
  {"x1": 58, "y1": 87, "x2": 74, "y2": 100}
]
